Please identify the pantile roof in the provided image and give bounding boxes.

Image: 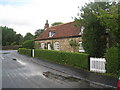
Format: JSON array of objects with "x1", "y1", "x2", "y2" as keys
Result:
[{"x1": 35, "y1": 22, "x2": 81, "y2": 40}]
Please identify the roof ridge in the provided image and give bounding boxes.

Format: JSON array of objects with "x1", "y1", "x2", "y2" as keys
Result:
[
  {"x1": 48, "y1": 21, "x2": 74, "y2": 29},
  {"x1": 35, "y1": 21, "x2": 80, "y2": 40}
]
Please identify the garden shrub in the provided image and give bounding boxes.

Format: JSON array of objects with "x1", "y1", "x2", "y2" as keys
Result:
[
  {"x1": 105, "y1": 47, "x2": 120, "y2": 73},
  {"x1": 22, "y1": 40, "x2": 34, "y2": 49}
]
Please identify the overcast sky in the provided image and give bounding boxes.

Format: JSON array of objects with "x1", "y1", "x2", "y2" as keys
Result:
[{"x1": 0, "y1": 0, "x2": 116, "y2": 36}]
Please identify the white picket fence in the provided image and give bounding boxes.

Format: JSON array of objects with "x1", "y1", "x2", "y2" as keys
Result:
[{"x1": 90, "y1": 57, "x2": 106, "y2": 73}]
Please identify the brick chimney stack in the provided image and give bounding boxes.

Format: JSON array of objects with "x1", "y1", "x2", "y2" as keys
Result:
[{"x1": 44, "y1": 20, "x2": 49, "y2": 30}]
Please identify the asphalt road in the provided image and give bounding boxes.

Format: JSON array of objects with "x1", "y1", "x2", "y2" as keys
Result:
[{"x1": 1, "y1": 50, "x2": 106, "y2": 88}]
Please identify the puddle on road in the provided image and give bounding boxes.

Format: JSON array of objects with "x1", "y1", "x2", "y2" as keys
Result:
[
  {"x1": 43, "y1": 71, "x2": 79, "y2": 82},
  {"x1": 42, "y1": 71, "x2": 107, "y2": 88}
]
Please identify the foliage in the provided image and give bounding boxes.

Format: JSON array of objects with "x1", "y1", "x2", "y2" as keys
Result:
[
  {"x1": 1, "y1": 26, "x2": 23, "y2": 46},
  {"x1": 34, "y1": 29, "x2": 44, "y2": 38},
  {"x1": 15, "y1": 34, "x2": 23, "y2": 45},
  {"x1": 18, "y1": 48, "x2": 89, "y2": 69},
  {"x1": 69, "y1": 40, "x2": 79, "y2": 52},
  {"x1": 34, "y1": 49, "x2": 89, "y2": 69},
  {"x1": 51, "y1": 22, "x2": 63, "y2": 26},
  {"x1": 75, "y1": 2, "x2": 108, "y2": 57},
  {"x1": 22, "y1": 40, "x2": 34, "y2": 49},
  {"x1": 82, "y1": 25, "x2": 106, "y2": 57},
  {"x1": 18, "y1": 48, "x2": 32, "y2": 57},
  {"x1": 105, "y1": 47, "x2": 120, "y2": 73},
  {"x1": 93, "y1": 2, "x2": 119, "y2": 47},
  {"x1": 23, "y1": 32, "x2": 34, "y2": 41}
]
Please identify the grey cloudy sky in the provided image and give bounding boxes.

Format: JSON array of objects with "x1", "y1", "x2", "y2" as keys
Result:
[{"x1": 0, "y1": 0, "x2": 117, "y2": 36}]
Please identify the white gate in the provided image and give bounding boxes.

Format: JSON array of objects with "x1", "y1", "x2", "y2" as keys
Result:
[{"x1": 90, "y1": 57, "x2": 106, "y2": 73}]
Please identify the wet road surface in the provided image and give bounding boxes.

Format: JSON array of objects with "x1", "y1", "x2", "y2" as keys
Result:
[{"x1": 2, "y1": 50, "x2": 108, "y2": 88}]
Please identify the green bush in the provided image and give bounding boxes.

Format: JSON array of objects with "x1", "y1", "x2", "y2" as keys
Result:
[
  {"x1": 105, "y1": 47, "x2": 120, "y2": 73},
  {"x1": 35, "y1": 49, "x2": 89, "y2": 69},
  {"x1": 22, "y1": 40, "x2": 34, "y2": 49},
  {"x1": 18, "y1": 48, "x2": 32, "y2": 57}
]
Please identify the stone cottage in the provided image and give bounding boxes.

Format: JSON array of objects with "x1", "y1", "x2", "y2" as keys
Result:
[{"x1": 35, "y1": 20, "x2": 85, "y2": 52}]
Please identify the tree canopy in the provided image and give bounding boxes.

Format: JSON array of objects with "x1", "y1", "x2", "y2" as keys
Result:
[
  {"x1": 34, "y1": 29, "x2": 44, "y2": 38},
  {"x1": 75, "y1": 2, "x2": 119, "y2": 57},
  {"x1": 93, "y1": 2, "x2": 119, "y2": 47},
  {"x1": 1, "y1": 26, "x2": 23, "y2": 46},
  {"x1": 23, "y1": 32, "x2": 34, "y2": 41},
  {"x1": 51, "y1": 22, "x2": 63, "y2": 26},
  {"x1": 75, "y1": 2, "x2": 111, "y2": 57}
]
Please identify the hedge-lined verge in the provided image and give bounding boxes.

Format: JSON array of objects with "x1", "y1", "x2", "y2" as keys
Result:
[
  {"x1": 18, "y1": 48, "x2": 32, "y2": 57},
  {"x1": 105, "y1": 47, "x2": 120, "y2": 73},
  {"x1": 18, "y1": 48, "x2": 89, "y2": 69},
  {"x1": 35, "y1": 49, "x2": 89, "y2": 69}
]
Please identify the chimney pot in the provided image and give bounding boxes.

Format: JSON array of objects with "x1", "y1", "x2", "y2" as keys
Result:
[{"x1": 44, "y1": 20, "x2": 49, "y2": 30}]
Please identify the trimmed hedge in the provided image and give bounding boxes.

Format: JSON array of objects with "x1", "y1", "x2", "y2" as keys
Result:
[
  {"x1": 18, "y1": 48, "x2": 32, "y2": 57},
  {"x1": 34, "y1": 49, "x2": 89, "y2": 69},
  {"x1": 105, "y1": 47, "x2": 120, "y2": 73},
  {"x1": 18, "y1": 48, "x2": 89, "y2": 69}
]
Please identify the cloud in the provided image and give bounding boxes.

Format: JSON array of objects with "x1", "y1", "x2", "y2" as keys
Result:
[
  {"x1": 0, "y1": 0, "x2": 31, "y2": 6},
  {"x1": 0, "y1": 0, "x2": 90, "y2": 36}
]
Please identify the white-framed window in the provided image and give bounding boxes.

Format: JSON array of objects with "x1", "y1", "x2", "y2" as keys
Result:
[
  {"x1": 41, "y1": 43, "x2": 45, "y2": 49},
  {"x1": 54, "y1": 42, "x2": 60, "y2": 51},
  {"x1": 79, "y1": 42, "x2": 85, "y2": 52},
  {"x1": 79, "y1": 26, "x2": 84, "y2": 35},
  {"x1": 49, "y1": 31, "x2": 55, "y2": 37}
]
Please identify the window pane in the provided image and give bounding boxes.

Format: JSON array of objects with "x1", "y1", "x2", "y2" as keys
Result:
[{"x1": 54, "y1": 42, "x2": 60, "y2": 51}]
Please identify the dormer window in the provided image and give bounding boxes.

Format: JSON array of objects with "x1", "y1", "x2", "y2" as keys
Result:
[
  {"x1": 79, "y1": 26, "x2": 84, "y2": 35},
  {"x1": 49, "y1": 31, "x2": 55, "y2": 37}
]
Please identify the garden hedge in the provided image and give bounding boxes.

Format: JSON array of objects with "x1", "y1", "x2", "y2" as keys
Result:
[
  {"x1": 18, "y1": 48, "x2": 89, "y2": 70},
  {"x1": 34, "y1": 49, "x2": 89, "y2": 69},
  {"x1": 18, "y1": 48, "x2": 32, "y2": 57},
  {"x1": 105, "y1": 47, "x2": 120, "y2": 73}
]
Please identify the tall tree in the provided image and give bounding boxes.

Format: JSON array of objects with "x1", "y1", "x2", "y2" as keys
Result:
[
  {"x1": 2, "y1": 26, "x2": 16, "y2": 46},
  {"x1": 93, "y1": 2, "x2": 119, "y2": 47},
  {"x1": 15, "y1": 34, "x2": 23, "y2": 45},
  {"x1": 51, "y1": 22, "x2": 63, "y2": 26},
  {"x1": 34, "y1": 29, "x2": 44, "y2": 38},
  {"x1": 75, "y1": 2, "x2": 109, "y2": 57},
  {"x1": 1, "y1": 26, "x2": 23, "y2": 46},
  {"x1": 23, "y1": 32, "x2": 34, "y2": 41}
]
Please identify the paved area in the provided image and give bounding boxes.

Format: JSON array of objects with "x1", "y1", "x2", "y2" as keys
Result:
[{"x1": 1, "y1": 50, "x2": 117, "y2": 89}]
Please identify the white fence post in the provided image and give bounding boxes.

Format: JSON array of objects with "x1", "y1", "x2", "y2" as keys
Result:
[
  {"x1": 32, "y1": 49, "x2": 34, "y2": 57},
  {"x1": 90, "y1": 57, "x2": 106, "y2": 73}
]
